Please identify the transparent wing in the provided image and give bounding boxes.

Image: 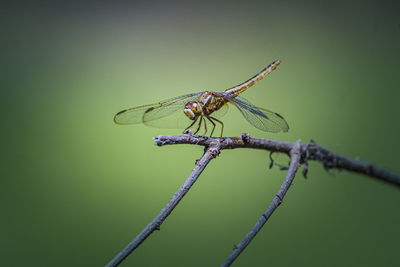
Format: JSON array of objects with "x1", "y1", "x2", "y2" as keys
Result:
[
  {"x1": 114, "y1": 92, "x2": 202, "y2": 126},
  {"x1": 227, "y1": 95, "x2": 289, "y2": 132},
  {"x1": 143, "y1": 107, "x2": 196, "y2": 129}
]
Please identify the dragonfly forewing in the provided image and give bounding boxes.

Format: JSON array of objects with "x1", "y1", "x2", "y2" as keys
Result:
[{"x1": 114, "y1": 92, "x2": 201, "y2": 125}]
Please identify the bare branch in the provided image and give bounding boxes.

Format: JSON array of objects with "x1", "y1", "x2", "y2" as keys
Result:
[
  {"x1": 221, "y1": 140, "x2": 302, "y2": 267},
  {"x1": 107, "y1": 133, "x2": 400, "y2": 266},
  {"x1": 305, "y1": 140, "x2": 400, "y2": 187},
  {"x1": 154, "y1": 134, "x2": 400, "y2": 187},
  {"x1": 106, "y1": 140, "x2": 221, "y2": 267}
]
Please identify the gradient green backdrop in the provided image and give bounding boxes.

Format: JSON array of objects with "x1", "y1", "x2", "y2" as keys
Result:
[{"x1": 1, "y1": 1, "x2": 399, "y2": 266}]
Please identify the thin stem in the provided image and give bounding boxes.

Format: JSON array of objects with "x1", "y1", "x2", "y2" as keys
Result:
[
  {"x1": 221, "y1": 140, "x2": 302, "y2": 267},
  {"x1": 106, "y1": 141, "x2": 221, "y2": 267}
]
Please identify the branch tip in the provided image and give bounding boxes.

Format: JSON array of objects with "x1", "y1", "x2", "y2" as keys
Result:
[
  {"x1": 269, "y1": 151, "x2": 274, "y2": 169},
  {"x1": 302, "y1": 162, "x2": 309, "y2": 178}
]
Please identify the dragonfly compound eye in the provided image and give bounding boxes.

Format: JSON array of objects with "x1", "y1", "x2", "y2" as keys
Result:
[{"x1": 184, "y1": 101, "x2": 202, "y2": 119}]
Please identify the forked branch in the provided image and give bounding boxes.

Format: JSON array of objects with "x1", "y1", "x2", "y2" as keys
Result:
[{"x1": 106, "y1": 133, "x2": 400, "y2": 267}]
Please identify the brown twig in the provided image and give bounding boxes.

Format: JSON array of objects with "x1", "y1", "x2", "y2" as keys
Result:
[
  {"x1": 106, "y1": 133, "x2": 400, "y2": 267},
  {"x1": 221, "y1": 140, "x2": 302, "y2": 266}
]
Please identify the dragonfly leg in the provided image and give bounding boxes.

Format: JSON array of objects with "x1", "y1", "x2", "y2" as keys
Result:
[
  {"x1": 206, "y1": 116, "x2": 216, "y2": 137},
  {"x1": 201, "y1": 115, "x2": 208, "y2": 137},
  {"x1": 183, "y1": 116, "x2": 199, "y2": 134},
  {"x1": 210, "y1": 116, "x2": 224, "y2": 137},
  {"x1": 193, "y1": 115, "x2": 203, "y2": 135}
]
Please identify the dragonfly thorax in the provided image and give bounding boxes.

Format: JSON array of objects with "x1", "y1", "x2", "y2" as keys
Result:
[{"x1": 184, "y1": 101, "x2": 202, "y2": 120}]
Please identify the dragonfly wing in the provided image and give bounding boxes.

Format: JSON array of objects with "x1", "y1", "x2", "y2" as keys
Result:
[
  {"x1": 143, "y1": 107, "x2": 197, "y2": 129},
  {"x1": 114, "y1": 103, "x2": 161, "y2": 125},
  {"x1": 228, "y1": 95, "x2": 289, "y2": 132},
  {"x1": 114, "y1": 92, "x2": 202, "y2": 126}
]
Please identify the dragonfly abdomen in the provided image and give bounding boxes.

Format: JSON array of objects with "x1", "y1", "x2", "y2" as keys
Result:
[{"x1": 224, "y1": 60, "x2": 280, "y2": 96}]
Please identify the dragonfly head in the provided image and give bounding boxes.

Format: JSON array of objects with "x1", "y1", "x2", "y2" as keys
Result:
[{"x1": 184, "y1": 101, "x2": 202, "y2": 120}]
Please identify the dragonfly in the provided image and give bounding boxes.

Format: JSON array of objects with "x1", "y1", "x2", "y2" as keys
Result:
[{"x1": 114, "y1": 60, "x2": 289, "y2": 137}]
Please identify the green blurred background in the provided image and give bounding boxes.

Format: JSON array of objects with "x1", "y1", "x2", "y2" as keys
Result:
[{"x1": 1, "y1": 1, "x2": 399, "y2": 266}]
